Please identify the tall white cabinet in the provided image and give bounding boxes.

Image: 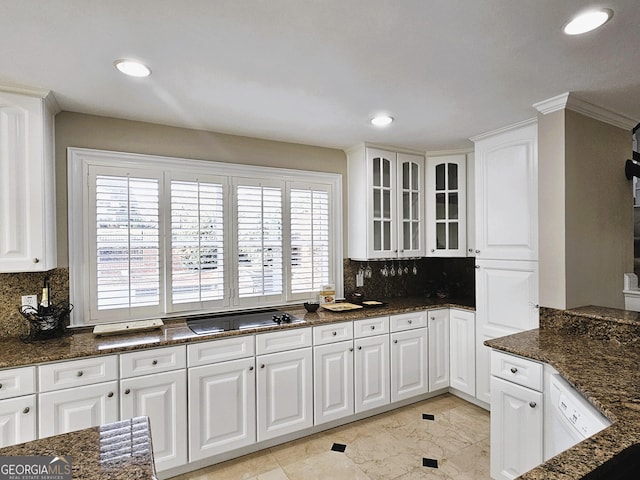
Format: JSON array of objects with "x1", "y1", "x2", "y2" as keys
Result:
[
  {"x1": 347, "y1": 145, "x2": 425, "y2": 259},
  {"x1": 472, "y1": 120, "x2": 539, "y2": 406},
  {"x1": 0, "y1": 89, "x2": 58, "y2": 272}
]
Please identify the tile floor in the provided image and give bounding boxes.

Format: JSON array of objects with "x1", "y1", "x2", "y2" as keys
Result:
[{"x1": 171, "y1": 394, "x2": 490, "y2": 480}]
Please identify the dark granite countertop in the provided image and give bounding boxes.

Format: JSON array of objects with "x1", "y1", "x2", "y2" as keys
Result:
[
  {"x1": 486, "y1": 306, "x2": 640, "y2": 480},
  {"x1": 0, "y1": 417, "x2": 156, "y2": 480},
  {"x1": 0, "y1": 297, "x2": 474, "y2": 369}
]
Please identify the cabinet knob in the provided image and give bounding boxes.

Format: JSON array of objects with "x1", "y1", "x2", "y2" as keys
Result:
[
  {"x1": 529, "y1": 401, "x2": 537, "y2": 408},
  {"x1": 23, "y1": 407, "x2": 30, "y2": 414},
  {"x1": 107, "y1": 392, "x2": 114, "y2": 398},
  {"x1": 475, "y1": 250, "x2": 480, "y2": 254},
  {"x1": 394, "y1": 339, "x2": 398, "y2": 344},
  {"x1": 249, "y1": 366, "x2": 254, "y2": 371},
  {"x1": 33, "y1": 258, "x2": 40, "y2": 264},
  {"x1": 475, "y1": 265, "x2": 480, "y2": 269},
  {"x1": 358, "y1": 346, "x2": 362, "y2": 350},
  {"x1": 431, "y1": 249, "x2": 435, "y2": 253},
  {"x1": 332, "y1": 331, "x2": 337, "y2": 336},
  {"x1": 152, "y1": 360, "x2": 158, "y2": 365},
  {"x1": 76, "y1": 371, "x2": 84, "y2": 377},
  {"x1": 510, "y1": 367, "x2": 518, "y2": 374},
  {"x1": 430, "y1": 317, "x2": 435, "y2": 321},
  {"x1": 349, "y1": 348, "x2": 354, "y2": 352},
  {"x1": 468, "y1": 248, "x2": 473, "y2": 253},
  {"x1": 124, "y1": 389, "x2": 131, "y2": 395},
  {"x1": 261, "y1": 364, "x2": 265, "y2": 369},
  {"x1": 408, "y1": 319, "x2": 412, "y2": 324},
  {"x1": 0, "y1": 383, "x2": 3, "y2": 389},
  {"x1": 370, "y1": 325, "x2": 375, "y2": 330}
]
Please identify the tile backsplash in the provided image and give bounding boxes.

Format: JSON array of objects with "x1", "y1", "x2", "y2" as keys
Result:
[
  {"x1": 0, "y1": 268, "x2": 69, "y2": 339},
  {"x1": 0, "y1": 259, "x2": 475, "y2": 339}
]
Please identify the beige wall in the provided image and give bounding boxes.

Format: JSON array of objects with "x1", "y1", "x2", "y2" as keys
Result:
[
  {"x1": 539, "y1": 109, "x2": 633, "y2": 309},
  {"x1": 54, "y1": 112, "x2": 348, "y2": 265},
  {"x1": 538, "y1": 110, "x2": 567, "y2": 309}
]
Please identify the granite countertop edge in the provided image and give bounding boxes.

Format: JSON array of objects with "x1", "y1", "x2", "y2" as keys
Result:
[
  {"x1": 0, "y1": 297, "x2": 474, "y2": 370},
  {"x1": 485, "y1": 308, "x2": 640, "y2": 480}
]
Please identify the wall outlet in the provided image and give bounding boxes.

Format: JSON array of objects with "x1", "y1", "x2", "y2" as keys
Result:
[
  {"x1": 21, "y1": 295, "x2": 38, "y2": 308},
  {"x1": 356, "y1": 271, "x2": 364, "y2": 287}
]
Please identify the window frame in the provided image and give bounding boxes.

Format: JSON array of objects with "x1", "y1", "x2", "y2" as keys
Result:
[{"x1": 68, "y1": 147, "x2": 343, "y2": 327}]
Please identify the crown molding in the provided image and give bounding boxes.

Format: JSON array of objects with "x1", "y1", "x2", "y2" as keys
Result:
[
  {"x1": 533, "y1": 92, "x2": 638, "y2": 130},
  {"x1": 0, "y1": 84, "x2": 61, "y2": 114},
  {"x1": 469, "y1": 117, "x2": 537, "y2": 142}
]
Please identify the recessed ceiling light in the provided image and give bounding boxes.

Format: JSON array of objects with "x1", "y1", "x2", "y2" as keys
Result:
[
  {"x1": 563, "y1": 9, "x2": 612, "y2": 35},
  {"x1": 371, "y1": 115, "x2": 394, "y2": 127},
  {"x1": 114, "y1": 59, "x2": 151, "y2": 77}
]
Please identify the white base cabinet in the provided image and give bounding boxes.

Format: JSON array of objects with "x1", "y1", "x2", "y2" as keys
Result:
[
  {"x1": 354, "y1": 334, "x2": 390, "y2": 413},
  {"x1": 314, "y1": 340, "x2": 354, "y2": 425},
  {"x1": 449, "y1": 309, "x2": 475, "y2": 396},
  {"x1": 188, "y1": 357, "x2": 256, "y2": 461},
  {"x1": 257, "y1": 347, "x2": 313, "y2": 442},
  {"x1": 38, "y1": 381, "x2": 119, "y2": 438},
  {"x1": 391, "y1": 328, "x2": 428, "y2": 401},
  {"x1": 427, "y1": 309, "x2": 449, "y2": 391},
  {"x1": 121, "y1": 370, "x2": 187, "y2": 471},
  {"x1": 0, "y1": 395, "x2": 36, "y2": 447}
]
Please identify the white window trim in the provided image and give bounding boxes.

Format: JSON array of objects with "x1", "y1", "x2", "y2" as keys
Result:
[{"x1": 68, "y1": 147, "x2": 343, "y2": 327}]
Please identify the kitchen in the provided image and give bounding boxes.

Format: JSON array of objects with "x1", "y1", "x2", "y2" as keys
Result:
[{"x1": 1, "y1": 1, "x2": 640, "y2": 479}]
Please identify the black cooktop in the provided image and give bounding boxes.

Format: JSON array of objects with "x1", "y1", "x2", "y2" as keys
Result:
[{"x1": 186, "y1": 308, "x2": 303, "y2": 335}]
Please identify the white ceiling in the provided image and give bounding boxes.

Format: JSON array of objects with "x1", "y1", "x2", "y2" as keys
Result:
[{"x1": 1, "y1": 0, "x2": 639, "y2": 152}]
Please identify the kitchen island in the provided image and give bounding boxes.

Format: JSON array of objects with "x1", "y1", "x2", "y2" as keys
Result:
[
  {"x1": 0, "y1": 416, "x2": 156, "y2": 479},
  {"x1": 486, "y1": 305, "x2": 640, "y2": 479}
]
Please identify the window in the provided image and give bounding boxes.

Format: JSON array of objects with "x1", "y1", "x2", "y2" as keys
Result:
[{"x1": 68, "y1": 148, "x2": 342, "y2": 326}]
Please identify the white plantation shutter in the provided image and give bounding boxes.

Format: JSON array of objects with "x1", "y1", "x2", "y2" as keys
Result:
[
  {"x1": 236, "y1": 183, "x2": 283, "y2": 299},
  {"x1": 92, "y1": 172, "x2": 161, "y2": 316},
  {"x1": 170, "y1": 178, "x2": 226, "y2": 308},
  {"x1": 290, "y1": 186, "x2": 331, "y2": 295}
]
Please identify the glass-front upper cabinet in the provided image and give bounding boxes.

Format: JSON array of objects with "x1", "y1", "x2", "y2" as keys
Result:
[
  {"x1": 347, "y1": 145, "x2": 425, "y2": 260},
  {"x1": 426, "y1": 154, "x2": 467, "y2": 257}
]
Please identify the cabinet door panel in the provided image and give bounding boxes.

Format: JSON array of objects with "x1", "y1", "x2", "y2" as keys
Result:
[
  {"x1": 188, "y1": 357, "x2": 255, "y2": 461},
  {"x1": 428, "y1": 310, "x2": 449, "y2": 392},
  {"x1": 314, "y1": 341, "x2": 354, "y2": 425},
  {"x1": 121, "y1": 370, "x2": 187, "y2": 471},
  {"x1": 257, "y1": 348, "x2": 312, "y2": 442},
  {"x1": 0, "y1": 395, "x2": 36, "y2": 447},
  {"x1": 392, "y1": 329, "x2": 428, "y2": 402},
  {"x1": 449, "y1": 310, "x2": 475, "y2": 396},
  {"x1": 490, "y1": 377, "x2": 543, "y2": 480},
  {"x1": 38, "y1": 381, "x2": 118, "y2": 438},
  {"x1": 354, "y1": 335, "x2": 390, "y2": 413}
]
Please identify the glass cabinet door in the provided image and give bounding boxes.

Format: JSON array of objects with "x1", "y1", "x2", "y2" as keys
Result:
[
  {"x1": 427, "y1": 155, "x2": 466, "y2": 256},
  {"x1": 372, "y1": 154, "x2": 394, "y2": 253},
  {"x1": 398, "y1": 153, "x2": 424, "y2": 257}
]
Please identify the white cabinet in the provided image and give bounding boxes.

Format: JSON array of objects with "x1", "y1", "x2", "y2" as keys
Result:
[
  {"x1": 120, "y1": 346, "x2": 187, "y2": 472},
  {"x1": 475, "y1": 259, "x2": 539, "y2": 405},
  {"x1": 490, "y1": 350, "x2": 543, "y2": 480},
  {"x1": 449, "y1": 309, "x2": 475, "y2": 396},
  {"x1": 0, "y1": 366, "x2": 37, "y2": 448},
  {"x1": 347, "y1": 145, "x2": 425, "y2": 259},
  {"x1": 427, "y1": 309, "x2": 449, "y2": 392},
  {"x1": 314, "y1": 340, "x2": 354, "y2": 425},
  {"x1": 472, "y1": 121, "x2": 538, "y2": 261},
  {"x1": 0, "y1": 89, "x2": 57, "y2": 272},
  {"x1": 426, "y1": 154, "x2": 467, "y2": 257},
  {"x1": 256, "y1": 347, "x2": 313, "y2": 441},
  {"x1": 188, "y1": 357, "x2": 256, "y2": 461},
  {"x1": 390, "y1": 328, "x2": 428, "y2": 402},
  {"x1": 38, "y1": 355, "x2": 119, "y2": 438},
  {"x1": 354, "y1": 333, "x2": 390, "y2": 413},
  {"x1": 38, "y1": 381, "x2": 119, "y2": 438}
]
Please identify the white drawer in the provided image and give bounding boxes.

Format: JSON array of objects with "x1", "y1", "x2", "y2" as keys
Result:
[
  {"x1": 490, "y1": 350, "x2": 543, "y2": 391},
  {"x1": 313, "y1": 322, "x2": 353, "y2": 345},
  {"x1": 188, "y1": 335, "x2": 255, "y2": 367},
  {"x1": 39, "y1": 355, "x2": 118, "y2": 392},
  {"x1": 0, "y1": 367, "x2": 36, "y2": 399},
  {"x1": 120, "y1": 345, "x2": 186, "y2": 378},
  {"x1": 390, "y1": 311, "x2": 427, "y2": 332},
  {"x1": 256, "y1": 327, "x2": 312, "y2": 355},
  {"x1": 354, "y1": 316, "x2": 389, "y2": 338}
]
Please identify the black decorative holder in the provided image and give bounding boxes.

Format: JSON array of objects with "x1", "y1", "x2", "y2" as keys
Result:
[{"x1": 19, "y1": 302, "x2": 73, "y2": 343}]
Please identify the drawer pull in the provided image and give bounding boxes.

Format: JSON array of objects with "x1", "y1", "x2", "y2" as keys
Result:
[
  {"x1": 124, "y1": 389, "x2": 131, "y2": 395},
  {"x1": 332, "y1": 331, "x2": 337, "y2": 336},
  {"x1": 152, "y1": 360, "x2": 158, "y2": 365},
  {"x1": 77, "y1": 371, "x2": 84, "y2": 377},
  {"x1": 107, "y1": 392, "x2": 114, "y2": 398},
  {"x1": 529, "y1": 401, "x2": 537, "y2": 408},
  {"x1": 510, "y1": 367, "x2": 518, "y2": 374},
  {"x1": 23, "y1": 407, "x2": 30, "y2": 414}
]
